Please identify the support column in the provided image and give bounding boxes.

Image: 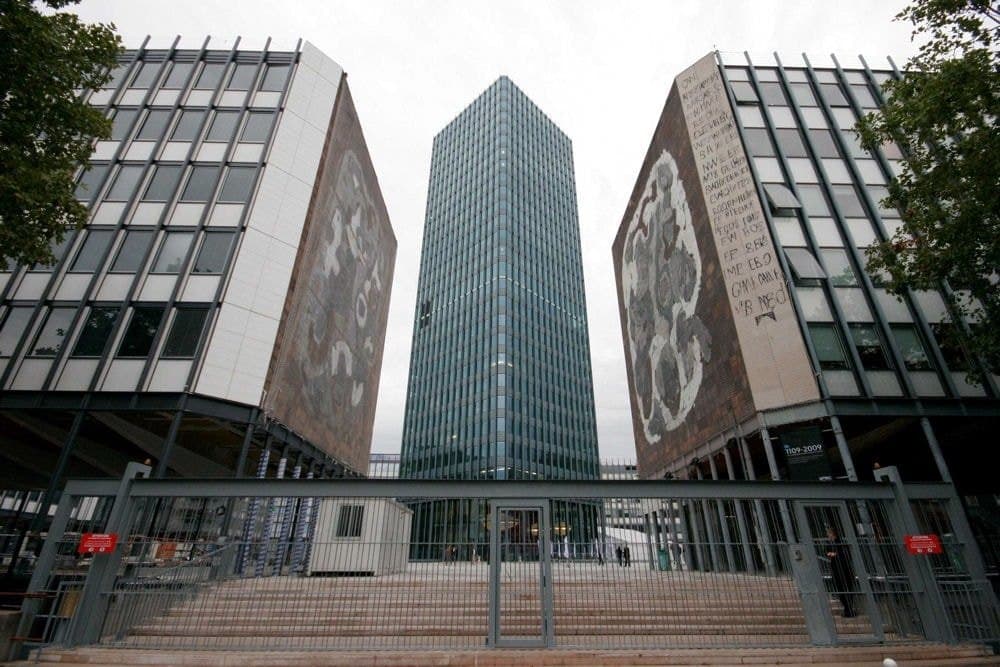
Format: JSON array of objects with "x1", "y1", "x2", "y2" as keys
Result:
[
  {"x1": 830, "y1": 414, "x2": 857, "y2": 481},
  {"x1": 919, "y1": 416, "x2": 954, "y2": 484},
  {"x1": 709, "y1": 455, "x2": 737, "y2": 572},
  {"x1": 154, "y1": 394, "x2": 189, "y2": 478},
  {"x1": 760, "y1": 420, "x2": 797, "y2": 550},
  {"x1": 724, "y1": 445, "x2": 757, "y2": 574},
  {"x1": 739, "y1": 437, "x2": 777, "y2": 575},
  {"x1": 694, "y1": 466, "x2": 722, "y2": 571}
]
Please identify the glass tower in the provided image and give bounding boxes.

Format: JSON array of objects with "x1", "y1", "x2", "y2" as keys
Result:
[{"x1": 400, "y1": 77, "x2": 600, "y2": 551}]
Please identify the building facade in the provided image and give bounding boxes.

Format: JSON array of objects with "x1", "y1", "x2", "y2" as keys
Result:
[
  {"x1": 613, "y1": 52, "x2": 999, "y2": 555},
  {"x1": 0, "y1": 37, "x2": 396, "y2": 500},
  {"x1": 400, "y1": 77, "x2": 601, "y2": 551}
]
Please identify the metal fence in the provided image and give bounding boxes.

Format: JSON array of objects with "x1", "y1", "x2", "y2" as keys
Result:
[{"x1": 10, "y1": 464, "x2": 1000, "y2": 657}]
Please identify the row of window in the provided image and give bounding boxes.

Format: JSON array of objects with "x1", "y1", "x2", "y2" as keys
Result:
[
  {"x1": 808, "y1": 321, "x2": 969, "y2": 375},
  {"x1": 0, "y1": 304, "x2": 209, "y2": 360},
  {"x1": 77, "y1": 163, "x2": 259, "y2": 205},
  {"x1": 108, "y1": 60, "x2": 290, "y2": 95},
  {"x1": 109, "y1": 107, "x2": 275, "y2": 144}
]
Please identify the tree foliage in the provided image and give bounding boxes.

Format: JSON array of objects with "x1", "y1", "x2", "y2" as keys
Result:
[
  {"x1": 857, "y1": 0, "x2": 1000, "y2": 371},
  {"x1": 0, "y1": 0, "x2": 121, "y2": 267}
]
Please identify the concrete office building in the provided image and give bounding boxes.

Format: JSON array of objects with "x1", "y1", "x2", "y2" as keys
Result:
[
  {"x1": 0, "y1": 37, "x2": 396, "y2": 499},
  {"x1": 400, "y1": 77, "x2": 601, "y2": 552},
  {"x1": 613, "y1": 52, "x2": 999, "y2": 551}
]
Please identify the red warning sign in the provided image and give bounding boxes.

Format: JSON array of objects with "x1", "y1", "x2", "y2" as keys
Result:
[
  {"x1": 78, "y1": 533, "x2": 119, "y2": 554},
  {"x1": 904, "y1": 534, "x2": 942, "y2": 555}
]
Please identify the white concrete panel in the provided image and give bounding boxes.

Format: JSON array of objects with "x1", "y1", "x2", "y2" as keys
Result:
[
  {"x1": 97, "y1": 273, "x2": 133, "y2": 301},
  {"x1": 208, "y1": 203, "x2": 245, "y2": 227},
  {"x1": 149, "y1": 360, "x2": 192, "y2": 391},
  {"x1": 102, "y1": 359, "x2": 145, "y2": 391},
  {"x1": 284, "y1": 65, "x2": 317, "y2": 122},
  {"x1": 160, "y1": 142, "x2": 191, "y2": 161},
  {"x1": 182, "y1": 275, "x2": 220, "y2": 302},
  {"x1": 11, "y1": 359, "x2": 53, "y2": 390},
  {"x1": 196, "y1": 143, "x2": 228, "y2": 162},
  {"x1": 252, "y1": 91, "x2": 281, "y2": 107},
  {"x1": 219, "y1": 91, "x2": 246, "y2": 108},
  {"x1": 14, "y1": 274, "x2": 49, "y2": 301},
  {"x1": 92, "y1": 141, "x2": 118, "y2": 161},
  {"x1": 234, "y1": 335, "x2": 272, "y2": 378},
  {"x1": 910, "y1": 371, "x2": 945, "y2": 397},
  {"x1": 823, "y1": 370, "x2": 860, "y2": 396},
  {"x1": 232, "y1": 143, "x2": 263, "y2": 163},
  {"x1": 867, "y1": 371, "x2": 903, "y2": 397},
  {"x1": 185, "y1": 90, "x2": 213, "y2": 107},
  {"x1": 245, "y1": 311, "x2": 279, "y2": 344},
  {"x1": 119, "y1": 90, "x2": 146, "y2": 106},
  {"x1": 914, "y1": 290, "x2": 949, "y2": 323},
  {"x1": 203, "y1": 326, "x2": 242, "y2": 371},
  {"x1": 92, "y1": 202, "x2": 127, "y2": 226},
  {"x1": 215, "y1": 302, "x2": 250, "y2": 335},
  {"x1": 246, "y1": 167, "x2": 287, "y2": 237},
  {"x1": 131, "y1": 202, "x2": 165, "y2": 225},
  {"x1": 152, "y1": 89, "x2": 179, "y2": 106},
  {"x1": 303, "y1": 42, "x2": 344, "y2": 85},
  {"x1": 195, "y1": 361, "x2": 230, "y2": 398},
  {"x1": 55, "y1": 274, "x2": 90, "y2": 301},
  {"x1": 227, "y1": 369, "x2": 265, "y2": 405},
  {"x1": 57, "y1": 359, "x2": 100, "y2": 391},
  {"x1": 88, "y1": 89, "x2": 114, "y2": 106},
  {"x1": 124, "y1": 141, "x2": 156, "y2": 162},
  {"x1": 169, "y1": 203, "x2": 204, "y2": 226},
  {"x1": 293, "y1": 123, "x2": 325, "y2": 181},
  {"x1": 306, "y1": 76, "x2": 338, "y2": 129},
  {"x1": 139, "y1": 274, "x2": 177, "y2": 301}
]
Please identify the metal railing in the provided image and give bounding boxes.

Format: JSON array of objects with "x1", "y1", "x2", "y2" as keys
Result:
[{"x1": 10, "y1": 466, "x2": 1000, "y2": 657}]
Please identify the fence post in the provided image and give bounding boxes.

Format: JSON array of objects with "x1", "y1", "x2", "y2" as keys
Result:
[
  {"x1": 874, "y1": 465, "x2": 954, "y2": 643},
  {"x1": 9, "y1": 489, "x2": 77, "y2": 660},
  {"x1": 65, "y1": 462, "x2": 151, "y2": 647}
]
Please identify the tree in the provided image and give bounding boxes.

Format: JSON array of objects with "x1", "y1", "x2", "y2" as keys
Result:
[
  {"x1": 856, "y1": 0, "x2": 1000, "y2": 371},
  {"x1": 0, "y1": 0, "x2": 120, "y2": 268}
]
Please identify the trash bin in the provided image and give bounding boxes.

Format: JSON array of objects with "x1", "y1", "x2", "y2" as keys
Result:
[{"x1": 657, "y1": 548, "x2": 670, "y2": 571}]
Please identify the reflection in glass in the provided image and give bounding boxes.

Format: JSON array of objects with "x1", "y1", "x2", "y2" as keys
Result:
[
  {"x1": 30, "y1": 308, "x2": 76, "y2": 357},
  {"x1": 162, "y1": 308, "x2": 208, "y2": 358},
  {"x1": 72, "y1": 307, "x2": 119, "y2": 357},
  {"x1": 118, "y1": 307, "x2": 164, "y2": 357},
  {"x1": 152, "y1": 232, "x2": 194, "y2": 273}
]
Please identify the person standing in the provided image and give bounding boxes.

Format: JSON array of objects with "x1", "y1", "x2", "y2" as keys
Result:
[
  {"x1": 825, "y1": 527, "x2": 856, "y2": 617},
  {"x1": 616, "y1": 545, "x2": 623, "y2": 566},
  {"x1": 624, "y1": 545, "x2": 632, "y2": 567}
]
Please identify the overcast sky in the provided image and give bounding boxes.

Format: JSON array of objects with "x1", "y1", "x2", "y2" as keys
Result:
[{"x1": 76, "y1": 1, "x2": 919, "y2": 460}]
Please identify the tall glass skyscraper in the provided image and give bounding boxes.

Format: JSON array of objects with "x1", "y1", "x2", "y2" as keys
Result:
[{"x1": 400, "y1": 77, "x2": 600, "y2": 551}]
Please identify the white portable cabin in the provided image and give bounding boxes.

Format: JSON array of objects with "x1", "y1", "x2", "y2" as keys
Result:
[{"x1": 308, "y1": 497, "x2": 412, "y2": 576}]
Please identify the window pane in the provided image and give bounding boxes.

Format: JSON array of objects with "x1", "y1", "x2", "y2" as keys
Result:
[
  {"x1": 136, "y1": 110, "x2": 171, "y2": 141},
  {"x1": 789, "y1": 82, "x2": 816, "y2": 106},
  {"x1": 227, "y1": 64, "x2": 257, "y2": 90},
  {"x1": 0, "y1": 307, "x2": 33, "y2": 356},
  {"x1": 163, "y1": 62, "x2": 194, "y2": 89},
  {"x1": 118, "y1": 307, "x2": 164, "y2": 357},
  {"x1": 797, "y1": 185, "x2": 830, "y2": 217},
  {"x1": 30, "y1": 308, "x2": 75, "y2": 357},
  {"x1": 868, "y1": 185, "x2": 901, "y2": 218},
  {"x1": 104, "y1": 63, "x2": 130, "y2": 89},
  {"x1": 891, "y1": 325, "x2": 932, "y2": 370},
  {"x1": 75, "y1": 164, "x2": 109, "y2": 202},
  {"x1": 218, "y1": 167, "x2": 257, "y2": 203},
  {"x1": 763, "y1": 183, "x2": 801, "y2": 211},
  {"x1": 111, "y1": 230, "x2": 155, "y2": 272},
  {"x1": 731, "y1": 81, "x2": 758, "y2": 103},
  {"x1": 260, "y1": 65, "x2": 290, "y2": 92},
  {"x1": 194, "y1": 233, "x2": 236, "y2": 273},
  {"x1": 809, "y1": 324, "x2": 850, "y2": 370},
  {"x1": 143, "y1": 165, "x2": 182, "y2": 202},
  {"x1": 180, "y1": 166, "x2": 219, "y2": 202},
  {"x1": 162, "y1": 309, "x2": 208, "y2": 358},
  {"x1": 130, "y1": 62, "x2": 159, "y2": 88},
  {"x1": 72, "y1": 307, "x2": 119, "y2": 357},
  {"x1": 775, "y1": 128, "x2": 807, "y2": 157},
  {"x1": 849, "y1": 324, "x2": 892, "y2": 370},
  {"x1": 106, "y1": 165, "x2": 145, "y2": 201},
  {"x1": 930, "y1": 323, "x2": 970, "y2": 371},
  {"x1": 32, "y1": 233, "x2": 74, "y2": 271},
  {"x1": 821, "y1": 83, "x2": 849, "y2": 106},
  {"x1": 152, "y1": 232, "x2": 194, "y2": 273},
  {"x1": 785, "y1": 248, "x2": 827, "y2": 281},
  {"x1": 336, "y1": 505, "x2": 364, "y2": 537},
  {"x1": 70, "y1": 230, "x2": 115, "y2": 272},
  {"x1": 758, "y1": 81, "x2": 786, "y2": 106},
  {"x1": 822, "y1": 248, "x2": 858, "y2": 286},
  {"x1": 111, "y1": 109, "x2": 138, "y2": 141},
  {"x1": 206, "y1": 111, "x2": 239, "y2": 142},
  {"x1": 195, "y1": 63, "x2": 224, "y2": 90},
  {"x1": 171, "y1": 110, "x2": 204, "y2": 141},
  {"x1": 808, "y1": 129, "x2": 840, "y2": 158},
  {"x1": 832, "y1": 185, "x2": 867, "y2": 217},
  {"x1": 851, "y1": 85, "x2": 879, "y2": 108},
  {"x1": 240, "y1": 112, "x2": 274, "y2": 142},
  {"x1": 743, "y1": 128, "x2": 773, "y2": 157}
]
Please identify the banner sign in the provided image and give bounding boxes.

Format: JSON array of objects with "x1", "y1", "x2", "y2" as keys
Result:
[
  {"x1": 780, "y1": 426, "x2": 832, "y2": 481},
  {"x1": 904, "y1": 534, "x2": 943, "y2": 555},
  {"x1": 78, "y1": 533, "x2": 118, "y2": 554}
]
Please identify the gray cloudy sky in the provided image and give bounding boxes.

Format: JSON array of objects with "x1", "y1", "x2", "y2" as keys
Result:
[{"x1": 76, "y1": 1, "x2": 918, "y2": 459}]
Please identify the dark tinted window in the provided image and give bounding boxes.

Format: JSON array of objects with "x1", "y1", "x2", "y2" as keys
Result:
[
  {"x1": 163, "y1": 62, "x2": 194, "y2": 89},
  {"x1": 143, "y1": 165, "x2": 183, "y2": 201},
  {"x1": 151, "y1": 232, "x2": 194, "y2": 273},
  {"x1": 218, "y1": 167, "x2": 257, "y2": 203},
  {"x1": 758, "y1": 82, "x2": 787, "y2": 106},
  {"x1": 136, "y1": 110, "x2": 171, "y2": 141},
  {"x1": 743, "y1": 128, "x2": 774, "y2": 157},
  {"x1": 809, "y1": 324, "x2": 851, "y2": 370},
  {"x1": 170, "y1": 109, "x2": 204, "y2": 141},
  {"x1": 118, "y1": 307, "x2": 164, "y2": 357},
  {"x1": 72, "y1": 307, "x2": 119, "y2": 357},
  {"x1": 195, "y1": 63, "x2": 225, "y2": 89},
  {"x1": 260, "y1": 65, "x2": 290, "y2": 92},
  {"x1": 849, "y1": 324, "x2": 892, "y2": 370},
  {"x1": 32, "y1": 233, "x2": 74, "y2": 271},
  {"x1": 180, "y1": 166, "x2": 219, "y2": 202},
  {"x1": 930, "y1": 323, "x2": 970, "y2": 371},
  {"x1": 111, "y1": 109, "x2": 138, "y2": 141},
  {"x1": 106, "y1": 165, "x2": 145, "y2": 201},
  {"x1": 206, "y1": 111, "x2": 240, "y2": 142},
  {"x1": 227, "y1": 64, "x2": 257, "y2": 90},
  {"x1": 111, "y1": 230, "x2": 155, "y2": 272},
  {"x1": 130, "y1": 62, "x2": 159, "y2": 88},
  {"x1": 75, "y1": 164, "x2": 109, "y2": 201},
  {"x1": 30, "y1": 307, "x2": 75, "y2": 357},
  {"x1": 104, "y1": 63, "x2": 130, "y2": 89},
  {"x1": 0, "y1": 307, "x2": 33, "y2": 356},
  {"x1": 194, "y1": 233, "x2": 236, "y2": 273},
  {"x1": 70, "y1": 230, "x2": 115, "y2": 272},
  {"x1": 891, "y1": 325, "x2": 933, "y2": 371},
  {"x1": 161, "y1": 308, "x2": 208, "y2": 358},
  {"x1": 241, "y1": 112, "x2": 274, "y2": 142}
]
